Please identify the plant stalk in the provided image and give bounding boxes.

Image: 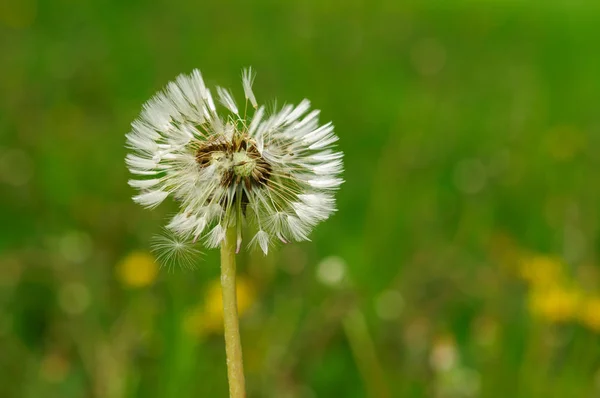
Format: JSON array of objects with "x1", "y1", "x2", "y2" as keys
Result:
[{"x1": 220, "y1": 226, "x2": 246, "y2": 398}]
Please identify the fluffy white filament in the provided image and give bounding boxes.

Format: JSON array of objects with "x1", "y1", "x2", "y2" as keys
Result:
[{"x1": 127, "y1": 68, "x2": 343, "y2": 257}]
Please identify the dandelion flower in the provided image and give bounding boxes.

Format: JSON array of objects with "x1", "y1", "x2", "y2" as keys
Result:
[
  {"x1": 578, "y1": 296, "x2": 600, "y2": 332},
  {"x1": 126, "y1": 68, "x2": 343, "y2": 255},
  {"x1": 528, "y1": 286, "x2": 580, "y2": 323},
  {"x1": 116, "y1": 251, "x2": 159, "y2": 288},
  {"x1": 126, "y1": 68, "x2": 342, "y2": 397}
]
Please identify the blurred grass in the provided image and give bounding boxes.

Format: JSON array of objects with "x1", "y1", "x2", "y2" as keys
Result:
[{"x1": 2, "y1": 0, "x2": 600, "y2": 397}]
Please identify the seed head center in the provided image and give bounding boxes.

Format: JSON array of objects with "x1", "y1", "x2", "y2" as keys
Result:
[
  {"x1": 232, "y1": 151, "x2": 256, "y2": 177},
  {"x1": 195, "y1": 136, "x2": 272, "y2": 189}
]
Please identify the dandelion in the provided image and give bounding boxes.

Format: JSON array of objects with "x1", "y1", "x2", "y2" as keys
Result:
[
  {"x1": 518, "y1": 254, "x2": 564, "y2": 288},
  {"x1": 126, "y1": 68, "x2": 343, "y2": 255},
  {"x1": 579, "y1": 296, "x2": 600, "y2": 332},
  {"x1": 126, "y1": 68, "x2": 343, "y2": 398},
  {"x1": 116, "y1": 251, "x2": 159, "y2": 288},
  {"x1": 528, "y1": 286, "x2": 580, "y2": 323}
]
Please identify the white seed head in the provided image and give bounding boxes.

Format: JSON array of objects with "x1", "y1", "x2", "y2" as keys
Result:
[{"x1": 127, "y1": 68, "x2": 343, "y2": 260}]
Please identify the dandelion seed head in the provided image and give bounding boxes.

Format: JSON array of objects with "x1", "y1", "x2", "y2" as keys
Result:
[{"x1": 127, "y1": 68, "x2": 343, "y2": 258}]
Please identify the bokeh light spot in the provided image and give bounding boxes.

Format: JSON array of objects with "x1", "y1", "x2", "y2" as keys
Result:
[
  {"x1": 411, "y1": 38, "x2": 447, "y2": 76},
  {"x1": 316, "y1": 256, "x2": 347, "y2": 287},
  {"x1": 59, "y1": 231, "x2": 93, "y2": 264},
  {"x1": 430, "y1": 335, "x2": 458, "y2": 373},
  {"x1": 375, "y1": 289, "x2": 404, "y2": 321},
  {"x1": 58, "y1": 282, "x2": 91, "y2": 315},
  {"x1": 454, "y1": 158, "x2": 487, "y2": 194}
]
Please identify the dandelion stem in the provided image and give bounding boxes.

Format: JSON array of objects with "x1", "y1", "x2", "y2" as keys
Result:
[{"x1": 220, "y1": 225, "x2": 246, "y2": 398}]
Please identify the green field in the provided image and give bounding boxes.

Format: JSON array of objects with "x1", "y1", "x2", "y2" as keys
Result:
[{"x1": 2, "y1": 1, "x2": 600, "y2": 397}]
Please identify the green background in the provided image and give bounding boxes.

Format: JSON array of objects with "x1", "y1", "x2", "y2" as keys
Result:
[{"x1": 2, "y1": 0, "x2": 600, "y2": 397}]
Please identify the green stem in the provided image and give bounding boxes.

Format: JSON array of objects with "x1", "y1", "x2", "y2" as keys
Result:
[
  {"x1": 220, "y1": 226, "x2": 246, "y2": 398},
  {"x1": 343, "y1": 308, "x2": 390, "y2": 398}
]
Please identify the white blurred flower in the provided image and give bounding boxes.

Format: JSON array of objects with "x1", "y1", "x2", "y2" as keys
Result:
[
  {"x1": 430, "y1": 337, "x2": 458, "y2": 373},
  {"x1": 316, "y1": 255, "x2": 347, "y2": 287},
  {"x1": 127, "y1": 68, "x2": 343, "y2": 256}
]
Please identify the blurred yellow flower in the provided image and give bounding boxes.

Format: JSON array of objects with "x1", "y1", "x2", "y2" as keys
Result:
[
  {"x1": 183, "y1": 276, "x2": 257, "y2": 337},
  {"x1": 528, "y1": 286, "x2": 580, "y2": 323},
  {"x1": 579, "y1": 296, "x2": 600, "y2": 332},
  {"x1": 116, "y1": 251, "x2": 158, "y2": 288},
  {"x1": 519, "y1": 254, "x2": 564, "y2": 288}
]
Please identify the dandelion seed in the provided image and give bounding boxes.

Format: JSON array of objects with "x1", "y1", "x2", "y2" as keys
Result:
[
  {"x1": 127, "y1": 67, "x2": 343, "y2": 259},
  {"x1": 150, "y1": 233, "x2": 202, "y2": 271},
  {"x1": 242, "y1": 67, "x2": 257, "y2": 109}
]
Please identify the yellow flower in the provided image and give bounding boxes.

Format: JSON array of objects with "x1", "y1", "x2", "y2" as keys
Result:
[
  {"x1": 116, "y1": 251, "x2": 158, "y2": 288},
  {"x1": 519, "y1": 254, "x2": 564, "y2": 288},
  {"x1": 579, "y1": 296, "x2": 600, "y2": 332},
  {"x1": 183, "y1": 276, "x2": 257, "y2": 337},
  {"x1": 528, "y1": 286, "x2": 580, "y2": 323}
]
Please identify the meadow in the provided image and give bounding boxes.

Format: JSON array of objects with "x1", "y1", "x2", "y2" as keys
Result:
[{"x1": 2, "y1": 1, "x2": 600, "y2": 397}]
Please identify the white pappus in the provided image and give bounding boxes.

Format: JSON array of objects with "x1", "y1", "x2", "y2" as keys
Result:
[{"x1": 126, "y1": 68, "x2": 343, "y2": 257}]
